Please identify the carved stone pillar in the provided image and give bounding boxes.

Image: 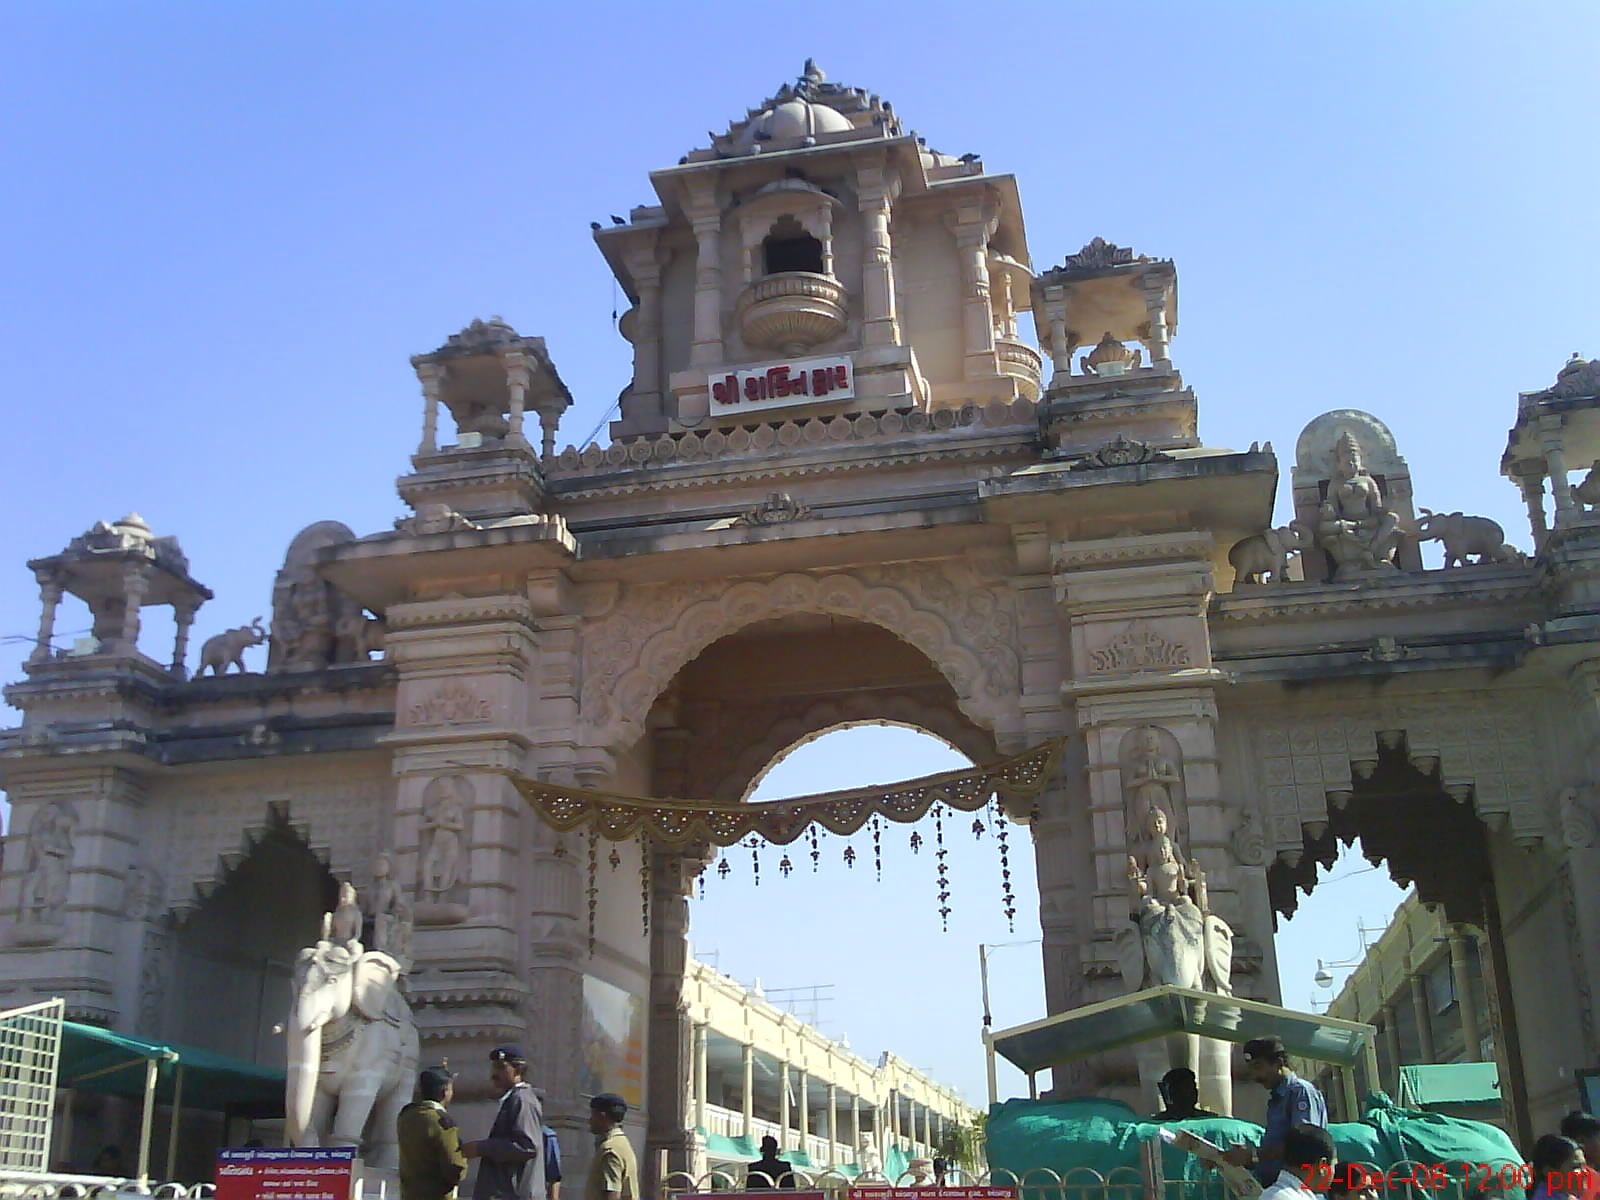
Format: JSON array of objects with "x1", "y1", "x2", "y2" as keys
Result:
[
  {"x1": 850, "y1": 1095, "x2": 861, "y2": 1159},
  {"x1": 1409, "y1": 973, "x2": 1435, "y2": 1063},
  {"x1": 826, "y1": 1083, "x2": 839, "y2": 1165},
  {"x1": 170, "y1": 600, "x2": 199, "y2": 678},
  {"x1": 741, "y1": 1043, "x2": 755, "y2": 1139},
  {"x1": 646, "y1": 850, "x2": 696, "y2": 1188},
  {"x1": 946, "y1": 209, "x2": 998, "y2": 380},
  {"x1": 120, "y1": 563, "x2": 148, "y2": 656},
  {"x1": 1449, "y1": 929, "x2": 1482, "y2": 1058},
  {"x1": 856, "y1": 163, "x2": 901, "y2": 348},
  {"x1": 1044, "y1": 309, "x2": 1074, "y2": 382},
  {"x1": 506, "y1": 358, "x2": 529, "y2": 441},
  {"x1": 417, "y1": 363, "x2": 444, "y2": 455},
  {"x1": 31, "y1": 572, "x2": 61, "y2": 663},
  {"x1": 1541, "y1": 416, "x2": 1578, "y2": 525},
  {"x1": 1141, "y1": 279, "x2": 1171, "y2": 367},
  {"x1": 627, "y1": 259, "x2": 665, "y2": 427},
  {"x1": 690, "y1": 213, "x2": 724, "y2": 368},
  {"x1": 889, "y1": 1088, "x2": 900, "y2": 1147},
  {"x1": 1517, "y1": 470, "x2": 1551, "y2": 550},
  {"x1": 693, "y1": 1022, "x2": 709, "y2": 1132}
]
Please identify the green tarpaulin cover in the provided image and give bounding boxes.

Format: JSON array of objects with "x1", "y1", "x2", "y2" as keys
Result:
[
  {"x1": 986, "y1": 1093, "x2": 1520, "y2": 1194},
  {"x1": 59, "y1": 1021, "x2": 285, "y2": 1116},
  {"x1": 1398, "y1": 1063, "x2": 1502, "y2": 1109}
]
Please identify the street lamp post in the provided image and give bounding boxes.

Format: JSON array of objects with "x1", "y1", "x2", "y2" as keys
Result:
[{"x1": 979, "y1": 939, "x2": 1040, "y2": 1105}]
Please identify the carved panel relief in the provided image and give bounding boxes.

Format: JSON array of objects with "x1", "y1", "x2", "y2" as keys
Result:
[
  {"x1": 1089, "y1": 622, "x2": 1191, "y2": 674},
  {"x1": 1117, "y1": 725, "x2": 1189, "y2": 853},
  {"x1": 578, "y1": 563, "x2": 1025, "y2": 752},
  {"x1": 403, "y1": 682, "x2": 494, "y2": 728}
]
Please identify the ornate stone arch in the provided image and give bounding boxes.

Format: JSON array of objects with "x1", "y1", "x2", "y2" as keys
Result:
[
  {"x1": 579, "y1": 567, "x2": 1024, "y2": 754},
  {"x1": 707, "y1": 692, "x2": 996, "y2": 803},
  {"x1": 1252, "y1": 700, "x2": 1547, "y2": 864}
]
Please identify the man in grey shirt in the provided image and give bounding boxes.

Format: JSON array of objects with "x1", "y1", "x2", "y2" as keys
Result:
[{"x1": 463, "y1": 1047, "x2": 544, "y2": 1200}]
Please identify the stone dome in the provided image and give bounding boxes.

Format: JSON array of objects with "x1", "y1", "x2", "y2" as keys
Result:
[{"x1": 737, "y1": 98, "x2": 854, "y2": 148}]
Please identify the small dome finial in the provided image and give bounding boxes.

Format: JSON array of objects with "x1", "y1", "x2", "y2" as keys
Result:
[{"x1": 802, "y1": 58, "x2": 824, "y2": 82}]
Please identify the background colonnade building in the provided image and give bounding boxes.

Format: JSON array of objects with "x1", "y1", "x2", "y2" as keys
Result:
[
  {"x1": 3, "y1": 59, "x2": 1600, "y2": 1187},
  {"x1": 684, "y1": 960, "x2": 973, "y2": 1178}
]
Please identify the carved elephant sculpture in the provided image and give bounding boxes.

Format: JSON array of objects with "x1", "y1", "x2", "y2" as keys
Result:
[
  {"x1": 194, "y1": 618, "x2": 267, "y2": 676},
  {"x1": 284, "y1": 944, "x2": 419, "y2": 1170},
  {"x1": 1573, "y1": 461, "x2": 1600, "y2": 511},
  {"x1": 1227, "y1": 520, "x2": 1312, "y2": 586},
  {"x1": 1412, "y1": 509, "x2": 1523, "y2": 568}
]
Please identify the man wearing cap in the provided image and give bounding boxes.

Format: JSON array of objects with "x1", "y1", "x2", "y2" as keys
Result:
[
  {"x1": 1222, "y1": 1037, "x2": 1328, "y2": 1187},
  {"x1": 464, "y1": 1047, "x2": 545, "y2": 1200},
  {"x1": 398, "y1": 1066, "x2": 468, "y2": 1200},
  {"x1": 586, "y1": 1094, "x2": 639, "y2": 1200}
]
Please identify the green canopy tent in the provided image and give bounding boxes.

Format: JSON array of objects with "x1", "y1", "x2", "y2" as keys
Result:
[
  {"x1": 58, "y1": 1022, "x2": 285, "y2": 1183},
  {"x1": 984, "y1": 984, "x2": 1381, "y2": 1114}
]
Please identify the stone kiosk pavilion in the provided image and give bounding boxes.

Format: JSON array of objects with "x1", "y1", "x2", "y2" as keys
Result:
[{"x1": 4, "y1": 62, "x2": 1599, "y2": 1180}]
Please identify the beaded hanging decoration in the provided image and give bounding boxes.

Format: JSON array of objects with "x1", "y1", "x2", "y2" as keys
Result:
[
  {"x1": 586, "y1": 824, "x2": 600, "y2": 954},
  {"x1": 639, "y1": 831, "x2": 651, "y2": 935},
  {"x1": 994, "y1": 797, "x2": 1017, "y2": 933},
  {"x1": 934, "y1": 804, "x2": 951, "y2": 931},
  {"x1": 871, "y1": 815, "x2": 883, "y2": 881},
  {"x1": 748, "y1": 835, "x2": 762, "y2": 887},
  {"x1": 808, "y1": 825, "x2": 821, "y2": 872}
]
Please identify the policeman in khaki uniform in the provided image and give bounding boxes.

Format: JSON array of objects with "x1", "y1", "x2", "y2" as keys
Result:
[
  {"x1": 398, "y1": 1066, "x2": 469, "y2": 1200},
  {"x1": 585, "y1": 1094, "x2": 638, "y2": 1200}
]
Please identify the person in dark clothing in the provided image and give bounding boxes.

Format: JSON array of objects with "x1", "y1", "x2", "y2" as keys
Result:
[
  {"x1": 1153, "y1": 1068, "x2": 1219, "y2": 1121},
  {"x1": 399, "y1": 1065, "x2": 469, "y2": 1200},
  {"x1": 464, "y1": 1046, "x2": 544, "y2": 1200},
  {"x1": 746, "y1": 1136, "x2": 795, "y2": 1189},
  {"x1": 1561, "y1": 1114, "x2": 1600, "y2": 1175},
  {"x1": 535, "y1": 1088, "x2": 563, "y2": 1200},
  {"x1": 1222, "y1": 1037, "x2": 1328, "y2": 1187}
]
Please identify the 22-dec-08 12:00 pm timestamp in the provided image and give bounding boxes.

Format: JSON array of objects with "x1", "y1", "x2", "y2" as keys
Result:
[{"x1": 1301, "y1": 1163, "x2": 1600, "y2": 1193}]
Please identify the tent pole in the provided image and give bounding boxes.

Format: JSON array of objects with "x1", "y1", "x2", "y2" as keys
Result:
[
  {"x1": 165, "y1": 1064, "x2": 185, "y2": 1181},
  {"x1": 136, "y1": 1057, "x2": 158, "y2": 1184},
  {"x1": 1340, "y1": 1066, "x2": 1358, "y2": 1123},
  {"x1": 1362, "y1": 1040, "x2": 1380, "y2": 1101},
  {"x1": 983, "y1": 1033, "x2": 997, "y2": 1109}
]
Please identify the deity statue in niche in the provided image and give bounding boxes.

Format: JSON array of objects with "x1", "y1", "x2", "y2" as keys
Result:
[
  {"x1": 1123, "y1": 724, "x2": 1190, "y2": 867},
  {"x1": 419, "y1": 776, "x2": 469, "y2": 898},
  {"x1": 22, "y1": 800, "x2": 77, "y2": 928},
  {"x1": 1316, "y1": 430, "x2": 1403, "y2": 578}
]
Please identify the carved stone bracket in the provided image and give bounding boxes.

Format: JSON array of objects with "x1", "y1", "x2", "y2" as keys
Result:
[
  {"x1": 730, "y1": 493, "x2": 813, "y2": 526},
  {"x1": 1070, "y1": 434, "x2": 1174, "y2": 471}
]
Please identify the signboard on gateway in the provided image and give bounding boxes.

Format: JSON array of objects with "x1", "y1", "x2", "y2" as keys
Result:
[
  {"x1": 216, "y1": 1148, "x2": 359, "y2": 1200},
  {"x1": 709, "y1": 354, "x2": 855, "y2": 417}
]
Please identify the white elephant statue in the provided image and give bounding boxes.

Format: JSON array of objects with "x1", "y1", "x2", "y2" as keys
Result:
[{"x1": 284, "y1": 936, "x2": 420, "y2": 1170}]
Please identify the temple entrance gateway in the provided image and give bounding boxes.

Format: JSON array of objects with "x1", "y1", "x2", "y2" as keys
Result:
[{"x1": 5, "y1": 60, "x2": 1600, "y2": 1190}]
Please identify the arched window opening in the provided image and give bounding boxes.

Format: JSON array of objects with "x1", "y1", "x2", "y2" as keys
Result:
[{"x1": 763, "y1": 215, "x2": 825, "y2": 276}]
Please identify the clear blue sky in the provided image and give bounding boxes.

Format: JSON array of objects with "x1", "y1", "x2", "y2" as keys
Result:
[{"x1": 3, "y1": 2, "x2": 1596, "y2": 1108}]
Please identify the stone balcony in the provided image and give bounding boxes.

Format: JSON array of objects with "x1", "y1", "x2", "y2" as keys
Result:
[
  {"x1": 995, "y1": 336, "x2": 1043, "y2": 401},
  {"x1": 736, "y1": 272, "x2": 848, "y2": 354}
]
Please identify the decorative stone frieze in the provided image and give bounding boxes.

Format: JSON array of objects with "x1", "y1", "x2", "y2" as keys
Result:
[
  {"x1": 403, "y1": 682, "x2": 494, "y2": 728},
  {"x1": 578, "y1": 563, "x2": 1024, "y2": 752}
]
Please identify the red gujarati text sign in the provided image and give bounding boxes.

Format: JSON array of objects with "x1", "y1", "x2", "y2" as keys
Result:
[
  {"x1": 708, "y1": 355, "x2": 855, "y2": 415},
  {"x1": 215, "y1": 1147, "x2": 359, "y2": 1200}
]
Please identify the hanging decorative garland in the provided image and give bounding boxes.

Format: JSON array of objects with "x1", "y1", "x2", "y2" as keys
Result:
[
  {"x1": 994, "y1": 797, "x2": 1017, "y2": 933},
  {"x1": 510, "y1": 737, "x2": 1064, "y2": 847},
  {"x1": 933, "y1": 804, "x2": 951, "y2": 932},
  {"x1": 586, "y1": 825, "x2": 600, "y2": 953},
  {"x1": 639, "y1": 831, "x2": 651, "y2": 935}
]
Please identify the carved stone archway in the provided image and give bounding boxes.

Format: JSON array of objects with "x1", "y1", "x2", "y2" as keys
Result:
[
  {"x1": 579, "y1": 565, "x2": 1025, "y2": 754},
  {"x1": 715, "y1": 696, "x2": 994, "y2": 803}
]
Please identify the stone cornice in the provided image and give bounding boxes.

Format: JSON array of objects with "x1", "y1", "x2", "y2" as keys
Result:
[
  {"x1": 1053, "y1": 531, "x2": 1215, "y2": 571},
  {"x1": 387, "y1": 596, "x2": 537, "y2": 630},
  {"x1": 1210, "y1": 568, "x2": 1540, "y2": 622}
]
